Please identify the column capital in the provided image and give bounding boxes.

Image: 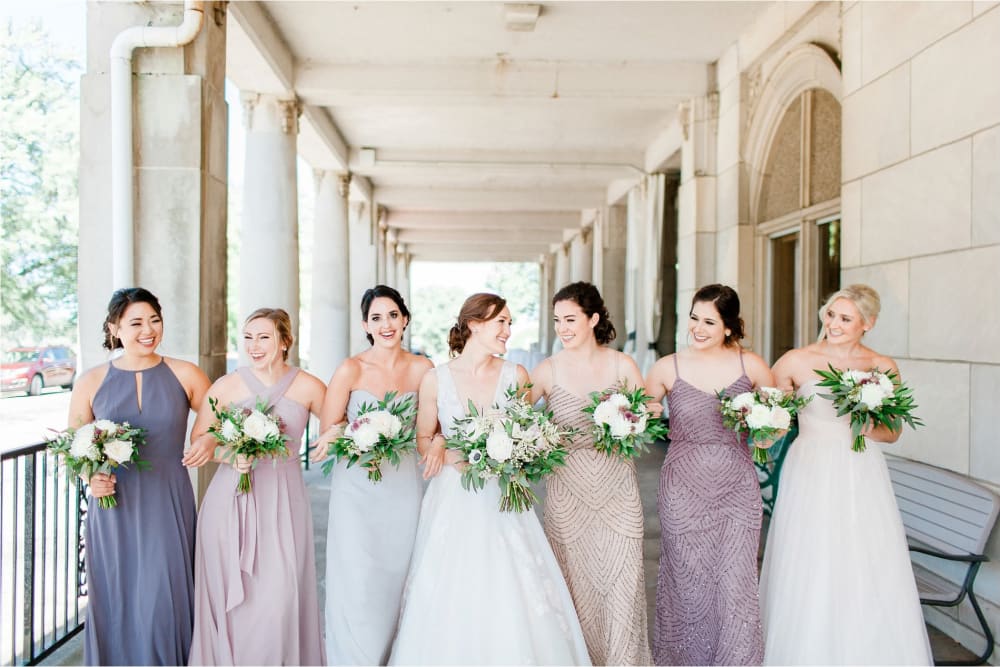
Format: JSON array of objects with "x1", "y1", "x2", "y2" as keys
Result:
[
  {"x1": 240, "y1": 91, "x2": 260, "y2": 130},
  {"x1": 338, "y1": 173, "x2": 352, "y2": 198},
  {"x1": 277, "y1": 99, "x2": 301, "y2": 134}
]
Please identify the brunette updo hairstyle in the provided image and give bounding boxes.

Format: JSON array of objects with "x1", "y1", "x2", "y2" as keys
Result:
[
  {"x1": 244, "y1": 308, "x2": 294, "y2": 361},
  {"x1": 552, "y1": 281, "x2": 616, "y2": 345},
  {"x1": 448, "y1": 293, "x2": 507, "y2": 357},
  {"x1": 361, "y1": 285, "x2": 411, "y2": 345},
  {"x1": 102, "y1": 287, "x2": 163, "y2": 351},
  {"x1": 691, "y1": 284, "x2": 745, "y2": 347}
]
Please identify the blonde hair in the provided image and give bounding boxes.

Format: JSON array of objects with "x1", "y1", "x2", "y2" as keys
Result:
[
  {"x1": 817, "y1": 284, "x2": 881, "y2": 342},
  {"x1": 245, "y1": 308, "x2": 294, "y2": 361}
]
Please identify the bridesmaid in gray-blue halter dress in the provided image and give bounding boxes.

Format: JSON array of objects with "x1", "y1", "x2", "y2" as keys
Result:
[
  {"x1": 645, "y1": 284, "x2": 774, "y2": 666},
  {"x1": 67, "y1": 288, "x2": 210, "y2": 665}
]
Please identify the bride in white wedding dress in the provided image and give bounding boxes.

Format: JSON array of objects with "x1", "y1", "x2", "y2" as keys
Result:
[
  {"x1": 759, "y1": 285, "x2": 932, "y2": 665},
  {"x1": 389, "y1": 293, "x2": 590, "y2": 666}
]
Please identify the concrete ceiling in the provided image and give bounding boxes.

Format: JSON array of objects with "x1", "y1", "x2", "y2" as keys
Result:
[{"x1": 226, "y1": 1, "x2": 770, "y2": 262}]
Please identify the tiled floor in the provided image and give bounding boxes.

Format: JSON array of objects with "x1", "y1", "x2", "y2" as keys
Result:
[{"x1": 40, "y1": 442, "x2": 979, "y2": 665}]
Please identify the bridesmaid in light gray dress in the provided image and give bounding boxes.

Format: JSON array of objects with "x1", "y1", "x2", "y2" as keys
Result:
[
  {"x1": 311, "y1": 286, "x2": 432, "y2": 665},
  {"x1": 188, "y1": 308, "x2": 327, "y2": 665},
  {"x1": 68, "y1": 288, "x2": 210, "y2": 665}
]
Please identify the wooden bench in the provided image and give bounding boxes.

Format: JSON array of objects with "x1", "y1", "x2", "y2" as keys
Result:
[{"x1": 887, "y1": 458, "x2": 1000, "y2": 665}]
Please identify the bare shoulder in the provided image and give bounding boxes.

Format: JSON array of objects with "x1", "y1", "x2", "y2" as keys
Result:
[
  {"x1": 75, "y1": 363, "x2": 110, "y2": 395},
  {"x1": 531, "y1": 356, "x2": 553, "y2": 380},
  {"x1": 329, "y1": 356, "x2": 363, "y2": 386},
  {"x1": 514, "y1": 363, "x2": 530, "y2": 385},
  {"x1": 612, "y1": 348, "x2": 641, "y2": 373},
  {"x1": 162, "y1": 357, "x2": 209, "y2": 387},
  {"x1": 293, "y1": 368, "x2": 327, "y2": 392},
  {"x1": 871, "y1": 351, "x2": 900, "y2": 374},
  {"x1": 648, "y1": 352, "x2": 677, "y2": 378},
  {"x1": 207, "y1": 370, "x2": 243, "y2": 399},
  {"x1": 740, "y1": 349, "x2": 771, "y2": 374}
]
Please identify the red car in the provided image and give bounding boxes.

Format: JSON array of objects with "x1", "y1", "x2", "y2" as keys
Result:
[{"x1": 1, "y1": 346, "x2": 77, "y2": 396}]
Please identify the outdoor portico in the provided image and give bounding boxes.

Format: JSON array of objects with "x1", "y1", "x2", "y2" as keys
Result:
[{"x1": 72, "y1": 0, "x2": 1000, "y2": 658}]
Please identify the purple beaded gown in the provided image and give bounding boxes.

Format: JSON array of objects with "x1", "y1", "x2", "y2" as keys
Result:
[
  {"x1": 84, "y1": 360, "x2": 197, "y2": 665},
  {"x1": 653, "y1": 354, "x2": 764, "y2": 666}
]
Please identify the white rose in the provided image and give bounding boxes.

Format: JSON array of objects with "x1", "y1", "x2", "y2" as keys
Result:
[
  {"x1": 634, "y1": 414, "x2": 648, "y2": 435},
  {"x1": 845, "y1": 369, "x2": 868, "y2": 384},
  {"x1": 730, "y1": 392, "x2": 756, "y2": 411},
  {"x1": 351, "y1": 423, "x2": 379, "y2": 452},
  {"x1": 103, "y1": 439, "x2": 134, "y2": 465},
  {"x1": 859, "y1": 384, "x2": 888, "y2": 410},
  {"x1": 368, "y1": 410, "x2": 400, "y2": 437},
  {"x1": 93, "y1": 419, "x2": 119, "y2": 435},
  {"x1": 70, "y1": 424, "x2": 100, "y2": 461},
  {"x1": 243, "y1": 411, "x2": 272, "y2": 441},
  {"x1": 606, "y1": 393, "x2": 630, "y2": 408},
  {"x1": 745, "y1": 404, "x2": 773, "y2": 430},
  {"x1": 263, "y1": 418, "x2": 280, "y2": 439},
  {"x1": 767, "y1": 406, "x2": 791, "y2": 430},
  {"x1": 609, "y1": 412, "x2": 632, "y2": 439},
  {"x1": 486, "y1": 428, "x2": 514, "y2": 462},
  {"x1": 877, "y1": 374, "x2": 895, "y2": 395},
  {"x1": 220, "y1": 419, "x2": 239, "y2": 442},
  {"x1": 593, "y1": 401, "x2": 620, "y2": 426}
]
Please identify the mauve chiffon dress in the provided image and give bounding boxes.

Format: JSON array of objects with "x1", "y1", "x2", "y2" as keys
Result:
[
  {"x1": 188, "y1": 367, "x2": 325, "y2": 666},
  {"x1": 84, "y1": 360, "x2": 197, "y2": 665}
]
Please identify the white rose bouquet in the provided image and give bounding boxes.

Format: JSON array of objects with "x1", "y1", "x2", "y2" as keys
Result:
[
  {"x1": 321, "y1": 391, "x2": 416, "y2": 483},
  {"x1": 718, "y1": 387, "x2": 810, "y2": 464},
  {"x1": 582, "y1": 383, "x2": 669, "y2": 459},
  {"x1": 814, "y1": 364, "x2": 922, "y2": 452},
  {"x1": 47, "y1": 419, "x2": 149, "y2": 509},
  {"x1": 445, "y1": 385, "x2": 574, "y2": 512},
  {"x1": 207, "y1": 396, "x2": 289, "y2": 493}
]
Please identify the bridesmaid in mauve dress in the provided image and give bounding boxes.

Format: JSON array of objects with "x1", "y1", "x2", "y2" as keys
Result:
[
  {"x1": 310, "y1": 285, "x2": 431, "y2": 665},
  {"x1": 530, "y1": 282, "x2": 652, "y2": 666},
  {"x1": 67, "y1": 288, "x2": 210, "y2": 665},
  {"x1": 187, "y1": 308, "x2": 326, "y2": 666},
  {"x1": 645, "y1": 284, "x2": 774, "y2": 666}
]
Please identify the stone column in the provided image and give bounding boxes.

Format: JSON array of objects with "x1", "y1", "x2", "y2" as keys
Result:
[
  {"x1": 309, "y1": 170, "x2": 351, "y2": 382},
  {"x1": 602, "y1": 206, "x2": 628, "y2": 351},
  {"x1": 376, "y1": 209, "x2": 387, "y2": 285},
  {"x1": 569, "y1": 228, "x2": 594, "y2": 283},
  {"x1": 554, "y1": 243, "x2": 570, "y2": 291},
  {"x1": 384, "y1": 229, "x2": 398, "y2": 288},
  {"x1": 239, "y1": 92, "x2": 300, "y2": 365},
  {"x1": 591, "y1": 212, "x2": 605, "y2": 293},
  {"x1": 538, "y1": 255, "x2": 553, "y2": 355},
  {"x1": 348, "y1": 201, "x2": 376, "y2": 354}
]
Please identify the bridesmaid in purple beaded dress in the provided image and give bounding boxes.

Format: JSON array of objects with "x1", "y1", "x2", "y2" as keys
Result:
[
  {"x1": 187, "y1": 308, "x2": 326, "y2": 666},
  {"x1": 645, "y1": 284, "x2": 775, "y2": 666},
  {"x1": 68, "y1": 288, "x2": 210, "y2": 665}
]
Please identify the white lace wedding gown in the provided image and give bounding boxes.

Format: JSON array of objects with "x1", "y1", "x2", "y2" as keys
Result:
[
  {"x1": 388, "y1": 360, "x2": 591, "y2": 666},
  {"x1": 759, "y1": 380, "x2": 933, "y2": 665}
]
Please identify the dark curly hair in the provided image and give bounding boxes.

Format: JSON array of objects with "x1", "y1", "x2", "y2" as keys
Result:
[
  {"x1": 691, "y1": 283, "x2": 745, "y2": 347},
  {"x1": 448, "y1": 293, "x2": 507, "y2": 356},
  {"x1": 361, "y1": 285, "x2": 411, "y2": 345},
  {"x1": 552, "y1": 281, "x2": 616, "y2": 345},
  {"x1": 102, "y1": 287, "x2": 163, "y2": 351}
]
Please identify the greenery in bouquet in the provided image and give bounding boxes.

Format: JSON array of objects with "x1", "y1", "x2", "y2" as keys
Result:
[
  {"x1": 814, "y1": 364, "x2": 922, "y2": 452},
  {"x1": 446, "y1": 385, "x2": 573, "y2": 512},
  {"x1": 321, "y1": 390, "x2": 416, "y2": 483},
  {"x1": 47, "y1": 420, "x2": 149, "y2": 509},
  {"x1": 582, "y1": 382, "x2": 668, "y2": 459},
  {"x1": 207, "y1": 396, "x2": 289, "y2": 493},
  {"x1": 718, "y1": 387, "x2": 810, "y2": 464}
]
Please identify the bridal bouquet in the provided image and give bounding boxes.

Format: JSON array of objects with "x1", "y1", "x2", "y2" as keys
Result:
[
  {"x1": 582, "y1": 383, "x2": 668, "y2": 459},
  {"x1": 207, "y1": 397, "x2": 289, "y2": 493},
  {"x1": 321, "y1": 391, "x2": 416, "y2": 483},
  {"x1": 47, "y1": 420, "x2": 149, "y2": 509},
  {"x1": 814, "y1": 364, "x2": 922, "y2": 452},
  {"x1": 718, "y1": 387, "x2": 810, "y2": 464},
  {"x1": 446, "y1": 386, "x2": 573, "y2": 512}
]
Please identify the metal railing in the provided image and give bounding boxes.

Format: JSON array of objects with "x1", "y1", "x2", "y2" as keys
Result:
[{"x1": 1, "y1": 442, "x2": 86, "y2": 666}]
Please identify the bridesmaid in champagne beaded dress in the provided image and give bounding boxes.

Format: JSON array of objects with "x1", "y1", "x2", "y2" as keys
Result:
[
  {"x1": 531, "y1": 282, "x2": 652, "y2": 665},
  {"x1": 645, "y1": 285, "x2": 775, "y2": 666},
  {"x1": 69, "y1": 288, "x2": 210, "y2": 665},
  {"x1": 188, "y1": 308, "x2": 326, "y2": 665},
  {"x1": 310, "y1": 286, "x2": 432, "y2": 665}
]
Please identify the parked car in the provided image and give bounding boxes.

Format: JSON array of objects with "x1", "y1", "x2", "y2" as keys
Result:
[{"x1": 1, "y1": 346, "x2": 77, "y2": 396}]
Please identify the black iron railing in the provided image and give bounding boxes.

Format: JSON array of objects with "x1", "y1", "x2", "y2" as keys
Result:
[{"x1": 1, "y1": 442, "x2": 86, "y2": 666}]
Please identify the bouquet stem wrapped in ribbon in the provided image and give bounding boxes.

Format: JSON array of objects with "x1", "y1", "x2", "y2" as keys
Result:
[
  {"x1": 583, "y1": 382, "x2": 668, "y2": 459},
  {"x1": 207, "y1": 397, "x2": 289, "y2": 493},
  {"x1": 47, "y1": 420, "x2": 149, "y2": 509},
  {"x1": 321, "y1": 391, "x2": 416, "y2": 483},
  {"x1": 718, "y1": 387, "x2": 810, "y2": 464},
  {"x1": 814, "y1": 364, "x2": 923, "y2": 452},
  {"x1": 446, "y1": 385, "x2": 574, "y2": 512}
]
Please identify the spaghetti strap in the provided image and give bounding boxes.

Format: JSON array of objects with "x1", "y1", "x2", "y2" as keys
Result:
[
  {"x1": 613, "y1": 353, "x2": 622, "y2": 383},
  {"x1": 672, "y1": 353, "x2": 680, "y2": 378},
  {"x1": 738, "y1": 349, "x2": 746, "y2": 375},
  {"x1": 550, "y1": 355, "x2": 559, "y2": 387}
]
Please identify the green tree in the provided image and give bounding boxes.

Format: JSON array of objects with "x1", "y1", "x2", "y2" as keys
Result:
[
  {"x1": 485, "y1": 262, "x2": 539, "y2": 351},
  {"x1": 409, "y1": 284, "x2": 466, "y2": 362},
  {"x1": 1, "y1": 20, "x2": 81, "y2": 345}
]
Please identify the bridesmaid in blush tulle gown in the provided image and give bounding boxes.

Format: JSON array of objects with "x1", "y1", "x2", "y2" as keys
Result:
[
  {"x1": 187, "y1": 308, "x2": 326, "y2": 666},
  {"x1": 68, "y1": 288, "x2": 210, "y2": 665},
  {"x1": 759, "y1": 285, "x2": 932, "y2": 665},
  {"x1": 645, "y1": 284, "x2": 774, "y2": 666},
  {"x1": 309, "y1": 285, "x2": 432, "y2": 665},
  {"x1": 530, "y1": 282, "x2": 652, "y2": 666}
]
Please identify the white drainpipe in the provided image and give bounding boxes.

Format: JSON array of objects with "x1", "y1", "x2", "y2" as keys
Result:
[{"x1": 110, "y1": 1, "x2": 205, "y2": 289}]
